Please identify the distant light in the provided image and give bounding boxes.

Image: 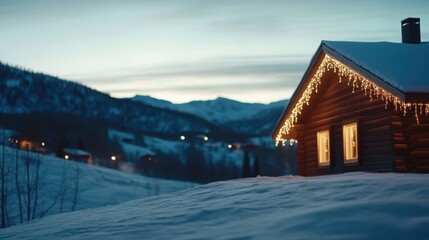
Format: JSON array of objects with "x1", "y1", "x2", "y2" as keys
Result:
[
  {"x1": 64, "y1": 155, "x2": 69, "y2": 160},
  {"x1": 15, "y1": 140, "x2": 18, "y2": 144},
  {"x1": 180, "y1": 135, "x2": 186, "y2": 141},
  {"x1": 111, "y1": 156, "x2": 116, "y2": 161},
  {"x1": 203, "y1": 136, "x2": 209, "y2": 141},
  {"x1": 227, "y1": 144, "x2": 232, "y2": 149},
  {"x1": 41, "y1": 142, "x2": 45, "y2": 147}
]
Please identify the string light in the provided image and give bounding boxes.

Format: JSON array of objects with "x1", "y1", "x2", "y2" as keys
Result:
[{"x1": 275, "y1": 53, "x2": 429, "y2": 146}]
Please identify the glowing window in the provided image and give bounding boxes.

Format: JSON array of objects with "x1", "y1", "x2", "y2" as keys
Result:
[
  {"x1": 343, "y1": 123, "x2": 358, "y2": 162},
  {"x1": 317, "y1": 130, "x2": 330, "y2": 166}
]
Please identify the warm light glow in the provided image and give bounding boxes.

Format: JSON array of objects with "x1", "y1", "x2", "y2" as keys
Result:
[
  {"x1": 275, "y1": 53, "x2": 429, "y2": 145},
  {"x1": 317, "y1": 130, "x2": 330, "y2": 166},
  {"x1": 227, "y1": 144, "x2": 232, "y2": 149},
  {"x1": 203, "y1": 136, "x2": 209, "y2": 141},
  {"x1": 64, "y1": 155, "x2": 69, "y2": 160},
  {"x1": 20, "y1": 140, "x2": 31, "y2": 149},
  {"x1": 111, "y1": 156, "x2": 116, "y2": 161},
  {"x1": 41, "y1": 142, "x2": 45, "y2": 147},
  {"x1": 180, "y1": 135, "x2": 186, "y2": 141},
  {"x1": 343, "y1": 123, "x2": 358, "y2": 162}
]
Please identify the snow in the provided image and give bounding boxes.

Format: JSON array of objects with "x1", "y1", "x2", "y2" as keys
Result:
[
  {"x1": 131, "y1": 95, "x2": 277, "y2": 124},
  {"x1": 120, "y1": 143, "x2": 155, "y2": 160},
  {"x1": 0, "y1": 146, "x2": 196, "y2": 226},
  {"x1": 4, "y1": 79, "x2": 21, "y2": 88},
  {"x1": 63, "y1": 148, "x2": 91, "y2": 156},
  {"x1": 142, "y1": 136, "x2": 182, "y2": 156},
  {"x1": 107, "y1": 129, "x2": 244, "y2": 167},
  {"x1": 108, "y1": 129, "x2": 135, "y2": 142},
  {"x1": 108, "y1": 129, "x2": 155, "y2": 162},
  {"x1": 131, "y1": 95, "x2": 173, "y2": 109},
  {"x1": 1, "y1": 172, "x2": 428, "y2": 239},
  {"x1": 322, "y1": 41, "x2": 429, "y2": 92}
]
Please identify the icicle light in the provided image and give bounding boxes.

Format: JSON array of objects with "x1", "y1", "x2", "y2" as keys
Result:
[{"x1": 275, "y1": 54, "x2": 429, "y2": 146}]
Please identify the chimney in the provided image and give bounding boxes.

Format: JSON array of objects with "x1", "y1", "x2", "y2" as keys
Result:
[{"x1": 401, "y1": 17, "x2": 421, "y2": 44}]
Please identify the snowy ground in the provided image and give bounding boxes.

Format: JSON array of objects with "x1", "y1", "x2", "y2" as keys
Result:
[
  {"x1": 1, "y1": 172, "x2": 428, "y2": 239},
  {"x1": 0, "y1": 146, "x2": 196, "y2": 226}
]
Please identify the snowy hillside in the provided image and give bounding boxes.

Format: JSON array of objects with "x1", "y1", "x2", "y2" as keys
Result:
[
  {"x1": 132, "y1": 95, "x2": 288, "y2": 125},
  {"x1": 0, "y1": 146, "x2": 196, "y2": 227},
  {"x1": 1, "y1": 172, "x2": 427, "y2": 239},
  {"x1": 0, "y1": 62, "x2": 224, "y2": 136}
]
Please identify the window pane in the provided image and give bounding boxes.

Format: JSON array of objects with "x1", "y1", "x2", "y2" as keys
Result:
[
  {"x1": 317, "y1": 130, "x2": 330, "y2": 166},
  {"x1": 343, "y1": 123, "x2": 358, "y2": 161}
]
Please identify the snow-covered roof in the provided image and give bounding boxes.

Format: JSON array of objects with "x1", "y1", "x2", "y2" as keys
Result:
[
  {"x1": 273, "y1": 40, "x2": 429, "y2": 142},
  {"x1": 322, "y1": 40, "x2": 429, "y2": 93},
  {"x1": 63, "y1": 148, "x2": 92, "y2": 156}
]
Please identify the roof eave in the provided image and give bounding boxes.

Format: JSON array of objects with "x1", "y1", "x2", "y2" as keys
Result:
[{"x1": 271, "y1": 45, "x2": 325, "y2": 141}]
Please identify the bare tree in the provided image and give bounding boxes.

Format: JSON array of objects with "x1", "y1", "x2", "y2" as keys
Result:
[
  {"x1": 25, "y1": 143, "x2": 31, "y2": 221},
  {"x1": 15, "y1": 143, "x2": 23, "y2": 224},
  {"x1": 31, "y1": 153, "x2": 41, "y2": 220},
  {"x1": 1, "y1": 129, "x2": 6, "y2": 228},
  {"x1": 1, "y1": 139, "x2": 82, "y2": 228},
  {"x1": 39, "y1": 161, "x2": 68, "y2": 218},
  {"x1": 71, "y1": 165, "x2": 80, "y2": 212},
  {"x1": 18, "y1": 142, "x2": 42, "y2": 222}
]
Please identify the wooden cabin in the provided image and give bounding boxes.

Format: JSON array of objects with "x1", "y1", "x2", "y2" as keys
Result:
[
  {"x1": 273, "y1": 18, "x2": 429, "y2": 176},
  {"x1": 62, "y1": 148, "x2": 93, "y2": 164}
]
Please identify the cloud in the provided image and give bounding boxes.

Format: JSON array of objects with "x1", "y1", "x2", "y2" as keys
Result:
[
  {"x1": 74, "y1": 54, "x2": 308, "y2": 83},
  {"x1": 70, "y1": 54, "x2": 307, "y2": 103}
]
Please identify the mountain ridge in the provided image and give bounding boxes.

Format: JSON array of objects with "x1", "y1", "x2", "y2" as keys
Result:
[
  {"x1": 0, "y1": 62, "x2": 233, "y2": 138},
  {"x1": 131, "y1": 95, "x2": 288, "y2": 125},
  {"x1": 0, "y1": 61, "x2": 289, "y2": 144}
]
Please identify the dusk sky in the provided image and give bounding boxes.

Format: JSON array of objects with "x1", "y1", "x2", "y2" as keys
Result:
[{"x1": 1, "y1": 0, "x2": 428, "y2": 103}]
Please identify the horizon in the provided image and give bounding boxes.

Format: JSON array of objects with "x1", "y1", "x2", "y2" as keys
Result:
[
  {"x1": 1, "y1": 1, "x2": 428, "y2": 103},
  {"x1": 1, "y1": 59, "x2": 288, "y2": 104},
  {"x1": 132, "y1": 94, "x2": 289, "y2": 105}
]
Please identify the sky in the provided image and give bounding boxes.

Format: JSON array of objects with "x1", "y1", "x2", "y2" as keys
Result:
[{"x1": 1, "y1": 0, "x2": 428, "y2": 103}]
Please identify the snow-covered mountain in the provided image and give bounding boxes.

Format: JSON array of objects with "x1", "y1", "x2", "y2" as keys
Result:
[
  {"x1": 0, "y1": 62, "x2": 289, "y2": 138},
  {"x1": 1, "y1": 172, "x2": 427, "y2": 239},
  {"x1": 132, "y1": 95, "x2": 288, "y2": 125},
  {"x1": 0, "y1": 62, "x2": 236, "y2": 138}
]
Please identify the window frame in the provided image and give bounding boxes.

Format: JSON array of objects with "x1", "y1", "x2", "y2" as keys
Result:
[
  {"x1": 317, "y1": 129, "x2": 331, "y2": 167},
  {"x1": 343, "y1": 122, "x2": 359, "y2": 164}
]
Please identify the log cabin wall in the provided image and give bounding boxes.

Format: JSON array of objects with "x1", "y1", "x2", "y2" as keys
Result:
[
  {"x1": 391, "y1": 111, "x2": 409, "y2": 172},
  {"x1": 295, "y1": 126, "x2": 306, "y2": 176},
  {"x1": 297, "y1": 72, "x2": 395, "y2": 176},
  {"x1": 396, "y1": 110, "x2": 429, "y2": 172}
]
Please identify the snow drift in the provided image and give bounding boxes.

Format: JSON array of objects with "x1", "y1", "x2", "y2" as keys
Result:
[{"x1": 1, "y1": 172, "x2": 428, "y2": 239}]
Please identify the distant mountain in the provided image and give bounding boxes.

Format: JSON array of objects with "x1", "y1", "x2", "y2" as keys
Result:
[
  {"x1": 0, "y1": 62, "x2": 234, "y2": 139},
  {"x1": 224, "y1": 102, "x2": 288, "y2": 136},
  {"x1": 132, "y1": 95, "x2": 288, "y2": 126},
  {"x1": 0, "y1": 61, "x2": 288, "y2": 144},
  {"x1": 131, "y1": 95, "x2": 174, "y2": 109}
]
